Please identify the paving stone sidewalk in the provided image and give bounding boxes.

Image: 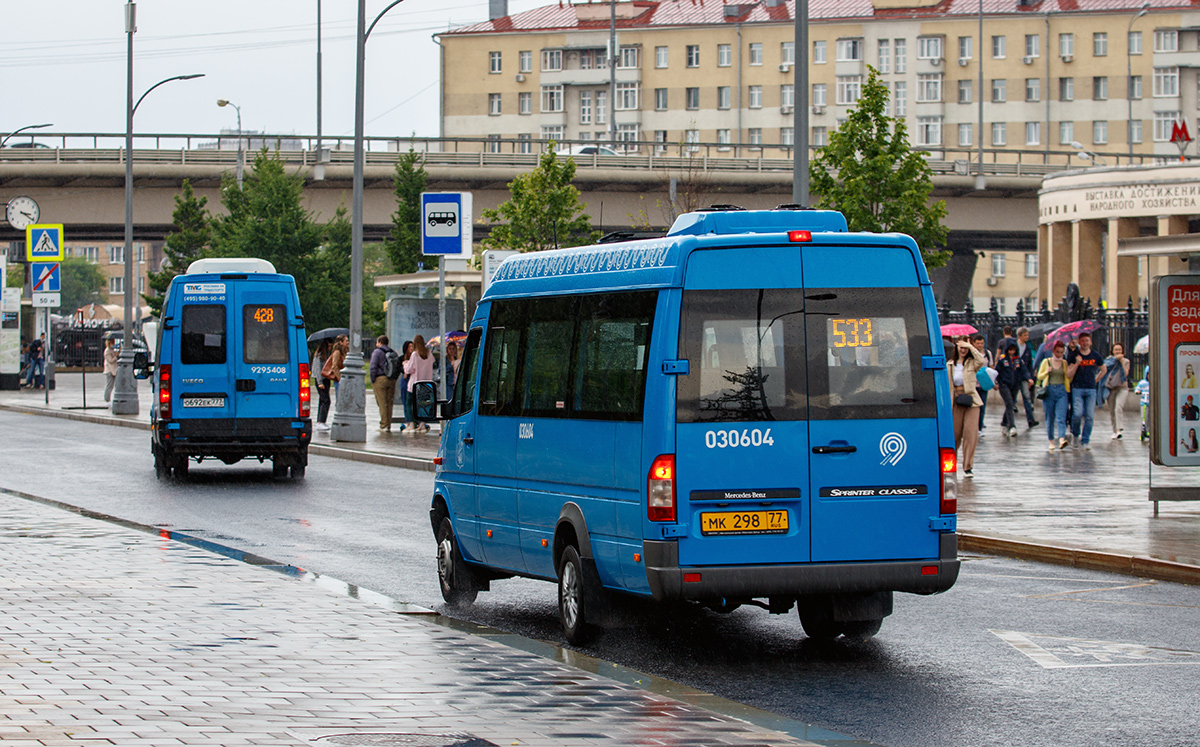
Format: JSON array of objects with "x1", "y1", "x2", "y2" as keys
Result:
[{"x1": 0, "y1": 492, "x2": 820, "y2": 747}]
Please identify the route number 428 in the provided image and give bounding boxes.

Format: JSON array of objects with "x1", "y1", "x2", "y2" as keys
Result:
[{"x1": 705, "y1": 428, "x2": 775, "y2": 449}]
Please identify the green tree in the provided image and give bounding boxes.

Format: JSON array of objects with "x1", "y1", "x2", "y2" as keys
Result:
[
  {"x1": 57, "y1": 255, "x2": 106, "y2": 315},
  {"x1": 809, "y1": 66, "x2": 950, "y2": 268},
  {"x1": 481, "y1": 149, "x2": 599, "y2": 253},
  {"x1": 383, "y1": 150, "x2": 428, "y2": 274},
  {"x1": 144, "y1": 179, "x2": 210, "y2": 317},
  {"x1": 302, "y1": 204, "x2": 385, "y2": 338}
]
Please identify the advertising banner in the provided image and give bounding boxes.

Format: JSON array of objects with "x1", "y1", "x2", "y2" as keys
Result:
[{"x1": 1150, "y1": 275, "x2": 1200, "y2": 465}]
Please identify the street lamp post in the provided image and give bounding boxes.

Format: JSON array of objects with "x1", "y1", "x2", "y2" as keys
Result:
[
  {"x1": 0, "y1": 123, "x2": 53, "y2": 149},
  {"x1": 1127, "y1": 2, "x2": 1150, "y2": 161},
  {"x1": 112, "y1": 0, "x2": 204, "y2": 416},
  {"x1": 331, "y1": 0, "x2": 406, "y2": 443},
  {"x1": 217, "y1": 99, "x2": 244, "y2": 188}
]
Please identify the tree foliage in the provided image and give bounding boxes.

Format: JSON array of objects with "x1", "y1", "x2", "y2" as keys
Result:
[
  {"x1": 57, "y1": 255, "x2": 106, "y2": 315},
  {"x1": 809, "y1": 66, "x2": 950, "y2": 267},
  {"x1": 144, "y1": 179, "x2": 210, "y2": 317},
  {"x1": 383, "y1": 150, "x2": 428, "y2": 274},
  {"x1": 302, "y1": 204, "x2": 386, "y2": 338},
  {"x1": 481, "y1": 149, "x2": 599, "y2": 253}
]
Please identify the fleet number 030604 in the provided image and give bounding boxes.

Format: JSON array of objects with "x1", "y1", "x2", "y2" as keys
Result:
[{"x1": 705, "y1": 428, "x2": 775, "y2": 449}]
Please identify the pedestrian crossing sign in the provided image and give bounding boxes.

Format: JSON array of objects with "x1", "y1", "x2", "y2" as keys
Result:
[{"x1": 26, "y1": 224, "x2": 64, "y2": 262}]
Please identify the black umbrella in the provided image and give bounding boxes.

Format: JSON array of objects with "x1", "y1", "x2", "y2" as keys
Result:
[
  {"x1": 307, "y1": 327, "x2": 349, "y2": 343},
  {"x1": 1026, "y1": 321, "x2": 1063, "y2": 341}
]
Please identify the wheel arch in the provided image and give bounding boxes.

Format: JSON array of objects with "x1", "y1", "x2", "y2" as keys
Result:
[
  {"x1": 554, "y1": 502, "x2": 593, "y2": 570},
  {"x1": 429, "y1": 493, "x2": 451, "y2": 536}
]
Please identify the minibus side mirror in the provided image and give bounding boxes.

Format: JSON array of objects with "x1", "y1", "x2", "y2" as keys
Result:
[
  {"x1": 133, "y1": 351, "x2": 153, "y2": 380},
  {"x1": 413, "y1": 381, "x2": 439, "y2": 422}
]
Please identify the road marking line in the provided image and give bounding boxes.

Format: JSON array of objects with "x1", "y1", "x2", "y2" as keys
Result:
[{"x1": 991, "y1": 629, "x2": 1200, "y2": 669}]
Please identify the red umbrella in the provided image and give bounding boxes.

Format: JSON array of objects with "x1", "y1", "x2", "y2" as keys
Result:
[
  {"x1": 1043, "y1": 319, "x2": 1101, "y2": 349},
  {"x1": 940, "y1": 323, "x2": 977, "y2": 337}
]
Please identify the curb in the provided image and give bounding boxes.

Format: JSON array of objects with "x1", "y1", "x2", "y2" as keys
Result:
[
  {"x1": 0, "y1": 402, "x2": 435, "y2": 472},
  {"x1": 959, "y1": 533, "x2": 1200, "y2": 586}
]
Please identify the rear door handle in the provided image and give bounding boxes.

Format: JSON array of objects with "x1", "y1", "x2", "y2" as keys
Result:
[
  {"x1": 812, "y1": 445, "x2": 857, "y2": 454},
  {"x1": 462, "y1": 435, "x2": 474, "y2": 445},
  {"x1": 236, "y1": 379, "x2": 256, "y2": 392}
]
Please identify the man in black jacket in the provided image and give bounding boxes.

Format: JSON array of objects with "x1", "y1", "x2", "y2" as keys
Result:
[{"x1": 1015, "y1": 327, "x2": 1039, "y2": 428}]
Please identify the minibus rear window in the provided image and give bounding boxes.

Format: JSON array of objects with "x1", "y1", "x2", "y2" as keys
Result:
[
  {"x1": 181, "y1": 304, "x2": 226, "y2": 365},
  {"x1": 243, "y1": 304, "x2": 289, "y2": 364}
]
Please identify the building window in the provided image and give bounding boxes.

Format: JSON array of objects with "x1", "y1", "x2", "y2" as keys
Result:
[
  {"x1": 893, "y1": 81, "x2": 906, "y2": 116},
  {"x1": 541, "y1": 85, "x2": 563, "y2": 112},
  {"x1": 1130, "y1": 119, "x2": 1143, "y2": 144},
  {"x1": 917, "y1": 36, "x2": 943, "y2": 61},
  {"x1": 1154, "y1": 30, "x2": 1177, "y2": 53},
  {"x1": 1153, "y1": 67, "x2": 1179, "y2": 97},
  {"x1": 596, "y1": 90, "x2": 607, "y2": 124},
  {"x1": 1093, "y1": 120, "x2": 1108, "y2": 145},
  {"x1": 137, "y1": 244, "x2": 145, "y2": 263},
  {"x1": 781, "y1": 126, "x2": 794, "y2": 146},
  {"x1": 1059, "y1": 121, "x2": 1073, "y2": 145},
  {"x1": 656, "y1": 46, "x2": 669, "y2": 68},
  {"x1": 616, "y1": 82, "x2": 639, "y2": 110},
  {"x1": 686, "y1": 44, "x2": 700, "y2": 68},
  {"x1": 992, "y1": 35, "x2": 1006, "y2": 59},
  {"x1": 894, "y1": 38, "x2": 906, "y2": 72},
  {"x1": 991, "y1": 78, "x2": 1006, "y2": 102},
  {"x1": 654, "y1": 130, "x2": 668, "y2": 153},
  {"x1": 1093, "y1": 32, "x2": 1107, "y2": 57},
  {"x1": 781, "y1": 41, "x2": 794, "y2": 66},
  {"x1": 813, "y1": 83, "x2": 827, "y2": 107},
  {"x1": 878, "y1": 39, "x2": 891, "y2": 73},
  {"x1": 76, "y1": 246, "x2": 99, "y2": 263},
  {"x1": 489, "y1": 51, "x2": 502, "y2": 73},
  {"x1": 1025, "y1": 121, "x2": 1040, "y2": 146},
  {"x1": 1093, "y1": 76, "x2": 1108, "y2": 100},
  {"x1": 749, "y1": 42, "x2": 763, "y2": 66},
  {"x1": 836, "y1": 38, "x2": 864, "y2": 62},
  {"x1": 1154, "y1": 111, "x2": 1181, "y2": 142},
  {"x1": 618, "y1": 47, "x2": 639, "y2": 69},
  {"x1": 749, "y1": 127, "x2": 762, "y2": 146},
  {"x1": 579, "y1": 132, "x2": 592, "y2": 141},
  {"x1": 1130, "y1": 75, "x2": 1143, "y2": 99},
  {"x1": 1024, "y1": 34, "x2": 1039, "y2": 58},
  {"x1": 541, "y1": 49, "x2": 562, "y2": 72},
  {"x1": 718, "y1": 44, "x2": 732, "y2": 67},
  {"x1": 992, "y1": 253, "x2": 1006, "y2": 277},
  {"x1": 749, "y1": 85, "x2": 763, "y2": 108},
  {"x1": 812, "y1": 126, "x2": 827, "y2": 146},
  {"x1": 813, "y1": 40, "x2": 826, "y2": 64},
  {"x1": 959, "y1": 123, "x2": 973, "y2": 146},
  {"x1": 1025, "y1": 253, "x2": 1038, "y2": 278},
  {"x1": 518, "y1": 92, "x2": 532, "y2": 115},
  {"x1": 781, "y1": 84, "x2": 794, "y2": 108},
  {"x1": 486, "y1": 134, "x2": 502, "y2": 154},
  {"x1": 992, "y1": 122, "x2": 1007, "y2": 146},
  {"x1": 1059, "y1": 77, "x2": 1074, "y2": 101},
  {"x1": 489, "y1": 93, "x2": 501, "y2": 116},
  {"x1": 716, "y1": 129, "x2": 732, "y2": 150},
  {"x1": 541, "y1": 125, "x2": 563, "y2": 143},
  {"x1": 718, "y1": 86, "x2": 732, "y2": 110},
  {"x1": 519, "y1": 51, "x2": 532, "y2": 73},
  {"x1": 1025, "y1": 78, "x2": 1040, "y2": 102},
  {"x1": 916, "y1": 116, "x2": 942, "y2": 146},
  {"x1": 517, "y1": 134, "x2": 532, "y2": 154},
  {"x1": 580, "y1": 91, "x2": 592, "y2": 124},
  {"x1": 654, "y1": 88, "x2": 668, "y2": 111},
  {"x1": 617, "y1": 124, "x2": 639, "y2": 150},
  {"x1": 1059, "y1": 33, "x2": 1074, "y2": 58},
  {"x1": 685, "y1": 87, "x2": 699, "y2": 110},
  {"x1": 958, "y1": 79, "x2": 973, "y2": 104},
  {"x1": 138, "y1": 276, "x2": 145, "y2": 293},
  {"x1": 1129, "y1": 30, "x2": 1142, "y2": 55},
  {"x1": 109, "y1": 245, "x2": 124, "y2": 265},
  {"x1": 685, "y1": 129, "x2": 699, "y2": 152},
  {"x1": 109, "y1": 276, "x2": 124, "y2": 294},
  {"x1": 958, "y1": 36, "x2": 973, "y2": 61},
  {"x1": 837, "y1": 75, "x2": 862, "y2": 105},
  {"x1": 916, "y1": 74, "x2": 943, "y2": 103}
]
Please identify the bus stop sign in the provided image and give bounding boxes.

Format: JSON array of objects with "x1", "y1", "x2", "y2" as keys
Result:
[{"x1": 420, "y1": 192, "x2": 472, "y2": 256}]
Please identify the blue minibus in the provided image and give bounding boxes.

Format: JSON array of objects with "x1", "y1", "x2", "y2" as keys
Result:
[
  {"x1": 149, "y1": 258, "x2": 312, "y2": 480},
  {"x1": 423, "y1": 207, "x2": 959, "y2": 644}
]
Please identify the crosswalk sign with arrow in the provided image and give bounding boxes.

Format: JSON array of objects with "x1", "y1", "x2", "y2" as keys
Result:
[{"x1": 26, "y1": 224, "x2": 65, "y2": 262}]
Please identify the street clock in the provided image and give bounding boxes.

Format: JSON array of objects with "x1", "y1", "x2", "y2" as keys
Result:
[{"x1": 5, "y1": 195, "x2": 40, "y2": 230}]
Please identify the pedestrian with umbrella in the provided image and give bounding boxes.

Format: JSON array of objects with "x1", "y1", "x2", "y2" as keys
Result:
[
  {"x1": 1066, "y1": 330, "x2": 1105, "y2": 448},
  {"x1": 311, "y1": 339, "x2": 333, "y2": 430}
]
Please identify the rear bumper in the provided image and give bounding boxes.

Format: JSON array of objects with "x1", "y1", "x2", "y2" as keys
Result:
[
  {"x1": 153, "y1": 417, "x2": 311, "y2": 457},
  {"x1": 643, "y1": 533, "x2": 959, "y2": 601}
]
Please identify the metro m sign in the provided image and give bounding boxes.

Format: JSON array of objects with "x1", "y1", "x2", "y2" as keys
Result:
[{"x1": 1170, "y1": 119, "x2": 1192, "y2": 161}]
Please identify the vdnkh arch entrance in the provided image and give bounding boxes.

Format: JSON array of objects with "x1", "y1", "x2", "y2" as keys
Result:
[{"x1": 1039, "y1": 162, "x2": 1200, "y2": 307}]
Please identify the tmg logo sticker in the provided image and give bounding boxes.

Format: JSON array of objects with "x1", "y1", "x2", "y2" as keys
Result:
[{"x1": 879, "y1": 432, "x2": 907, "y2": 466}]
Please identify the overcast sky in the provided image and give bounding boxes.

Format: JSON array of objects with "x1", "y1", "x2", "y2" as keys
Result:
[{"x1": 4, "y1": 0, "x2": 546, "y2": 144}]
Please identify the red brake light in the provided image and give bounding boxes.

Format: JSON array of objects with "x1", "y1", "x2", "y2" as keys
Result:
[
  {"x1": 788, "y1": 230, "x2": 812, "y2": 242},
  {"x1": 298, "y1": 363, "x2": 311, "y2": 417},
  {"x1": 939, "y1": 447, "x2": 957, "y2": 515},
  {"x1": 940, "y1": 447, "x2": 957, "y2": 474},
  {"x1": 647, "y1": 454, "x2": 676, "y2": 522},
  {"x1": 158, "y1": 364, "x2": 171, "y2": 419}
]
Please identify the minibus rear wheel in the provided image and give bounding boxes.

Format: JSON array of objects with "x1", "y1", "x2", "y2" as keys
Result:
[
  {"x1": 436, "y1": 517, "x2": 478, "y2": 607},
  {"x1": 557, "y1": 545, "x2": 594, "y2": 645}
]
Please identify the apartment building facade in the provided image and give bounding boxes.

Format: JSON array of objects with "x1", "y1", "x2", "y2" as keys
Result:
[{"x1": 438, "y1": 0, "x2": 1199, "y2": 161}]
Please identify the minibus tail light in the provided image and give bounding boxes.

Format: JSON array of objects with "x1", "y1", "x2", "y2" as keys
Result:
[
  {"x1": 788, "y1": 230, "x2": 812, "y2": 242},
  {"x1": 647, "y1": 454, "x2": 676, "y2": 522},
  {"x1": 940, "y1": 447, "x2": 957, "y2": 515},
  {"x1": 298, "y1": 363, "x2": 311, "y2": 418},
  {"x1": 158, "y1": 364, "x2": 172, "y2": 420}
]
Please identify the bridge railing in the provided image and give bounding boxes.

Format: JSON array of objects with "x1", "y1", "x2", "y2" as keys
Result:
[{"x1": 0, "y1": 132, "x2": 1169, "y2": 177}]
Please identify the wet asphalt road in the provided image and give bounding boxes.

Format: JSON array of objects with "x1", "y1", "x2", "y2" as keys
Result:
[{"x1": 2, "y1": 410, "x2": 1199, "y2": 747}]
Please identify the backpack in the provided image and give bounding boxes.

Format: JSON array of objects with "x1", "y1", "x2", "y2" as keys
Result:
[{"x1": 384, "y1": 348, "x2": 402, "y2": 380}]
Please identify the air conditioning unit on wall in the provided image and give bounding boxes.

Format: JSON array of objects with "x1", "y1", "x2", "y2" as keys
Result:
[
  {"x1": 957, "y1": 57, "x2": 970, "y2": 67},
  {"x1": 515, "y1": 73, "x2": 526, "y2": 83},
  {"x1": 1023, "y1": 55, "x2": 1035, "y2": 65},
  {"x1": 986, "y1": 277, "x2": 999, "y2": 286},
  {"x1": 1061, "y1": 54, "x2": 1074, "y2": 63}
]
